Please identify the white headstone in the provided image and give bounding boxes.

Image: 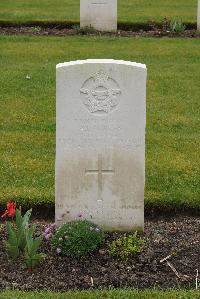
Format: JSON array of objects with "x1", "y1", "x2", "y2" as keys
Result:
[
  {"x1": 80, "y1": 0, "x2": 117, "y2": 31},
  {"x1": 198, "y1": 0, "x2": 200, "y2": 30},
  {"x1": 56, "y1": 59, "x2": 147, "y2": 231}
]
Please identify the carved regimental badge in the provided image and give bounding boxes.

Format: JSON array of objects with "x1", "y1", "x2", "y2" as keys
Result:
[{"x1": 80, "y1": 70, "x2": 121, "y2": 114}]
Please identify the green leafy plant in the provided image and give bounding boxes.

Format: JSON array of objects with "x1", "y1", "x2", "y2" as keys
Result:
[
  {"x1": 72, "y1": 24, "x2": 96, "y2": 34},
  {"x1": 5, "y1": 208, "x2": 45, "y2": 269},
  {"x1": 15, "y1": 208, "x2": 32, "y2": 250},
  {"x1": 5, "y1": 221, "x2": 19, "y2": 259},
  {"x1": 30, "y1": 26, "x2": 41, "y2": 33},
  {"x1": 169, "y1": 19, "x2": 186, "y2": 33},
  {"x1": 51, "y1": 219, "x2": 105, "y2": 257},
  {"x1": 108, "y1": 232, "x2": 145, "y2": 260},
  {"x1": 25, "y1": 224, "x2": 46, "y2": 270},
  {"x1": 5, "y1": 208, "x2": 32, "y2": 259}
]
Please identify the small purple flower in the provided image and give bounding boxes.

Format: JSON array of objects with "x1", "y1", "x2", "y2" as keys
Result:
[
  {"x1": 50, "y1": 223, "x2": 56, "y2": 228},
  {"x1": 44, "y1": 227, "x2": 51, "y2": 234},
  {"x1": 44, "y1": 233, "x2": 51, "y2": 240},
  {"x1": 56, "y1": 248, "x2": 61, "y2": 254}
]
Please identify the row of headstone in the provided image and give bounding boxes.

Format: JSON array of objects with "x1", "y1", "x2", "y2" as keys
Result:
[
  {"x1": 56, "y1": 59, "x2": 147, "y2": 231},
  {"x1": 80, "y1": 0, "x2": 200, "y2": 32}
]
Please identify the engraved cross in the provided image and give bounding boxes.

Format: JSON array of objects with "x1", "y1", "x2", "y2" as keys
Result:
[{"x1": 85, "y1": 154, "x2": 114, "y2": 201}]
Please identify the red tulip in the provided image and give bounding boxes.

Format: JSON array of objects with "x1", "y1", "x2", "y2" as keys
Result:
[{"x1": 1, "y1": 202, "x2": 16, "y2": 219}]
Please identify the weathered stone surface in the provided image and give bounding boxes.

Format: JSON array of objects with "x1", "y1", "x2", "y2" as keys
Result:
[
  {"x1": 56, "y1": 59, "x2": 147, "y2": 231},
  {"x1": 80, "y1": 0, "x2": 117, "y2": 31}
]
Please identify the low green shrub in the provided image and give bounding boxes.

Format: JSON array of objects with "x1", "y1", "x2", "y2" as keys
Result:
[
  {"x1": 51, "y1": 220, "x2": 105, "y2": 257},
  {"x1": 72, "y1": 25, "x2": 96, "y2": 34},
  {"x1": 169, "y1": 19, "x2": 186, "y2": 32},
  {"x1": 108, "y1": 232, "x2": 145, "y2": 260},
  {"x1": 30, "y1": 26, "x2": 41, "y2": 33}
]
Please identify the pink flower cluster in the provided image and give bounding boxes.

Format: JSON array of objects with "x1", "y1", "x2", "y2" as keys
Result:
[
  {"x1": 43, "y1": 223, "x2": 62, "y2": 255},
  {"x1": 56, "y1": 248, "x2": 61, "y2": 254},
  {"x1": 43, "y1": 223, "x2": 56, "y2": 241}
]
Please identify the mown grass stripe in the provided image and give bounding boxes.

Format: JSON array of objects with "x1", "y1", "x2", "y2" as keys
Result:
[
  {"x1": 0, "y1": 0, "x2": 197, "y2": 24},
  {"x1": 0, "y1": 36, "x2": 199, "y2": 209},
  {"x1": 0, "y1": 289, "x2": 200, "y2": 299}
]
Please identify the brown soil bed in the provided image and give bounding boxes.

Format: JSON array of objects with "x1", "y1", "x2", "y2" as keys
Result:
[
  {"x1": 0, "y1": 26, "x2": 200, "y2": 38},
  {"x1": 0, "y1": 215, "x2": 199, "y2": 291}
]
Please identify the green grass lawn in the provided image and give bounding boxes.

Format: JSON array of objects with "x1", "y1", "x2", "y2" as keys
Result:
[
  {"x1": 0, "y1": 290, "x2": 200, "y2": 299},
  {"x1": 0, "y1": 0, "x2": 197, "y2": 25},
  {"x1": 0, "y1": 35, "x2": 199, "y2": 210}
]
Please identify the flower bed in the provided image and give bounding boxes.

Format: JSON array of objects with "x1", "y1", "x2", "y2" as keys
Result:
[{"x1": 0, "y1": 215, "x2": 199, "y2": 291}]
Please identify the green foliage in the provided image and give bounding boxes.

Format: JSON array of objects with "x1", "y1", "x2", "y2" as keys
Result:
[
  {"x1": 169, "y1": 19, "x2": 186, "y2": 32},
  {"x1": 108, "y1": 232, "x2": 145, "y2": 260},
  {"x1": 51, "y1": 220, "x2": 105, "y2": 257},
  {"x1": 30, "y1": 26, "x2": 41, "y2": 33},
  {"x1": 5, "y1": 221, "x2": 19, "y2": 259},
  {"x1": 15, "y1": 208, "x2": 32, "y2": 250},
  {"x1": 5, "y1": 208, "x2": 32, "y2": 259},
  {"x1": 25, "y1": 224, "x2": 46, "y2": 269},
  {"x1": 72, "y1": 25, "x2": 96, "y2": 34},
  {"x1": 5, "y1": 208, "x2": 45, "y2": 269}
]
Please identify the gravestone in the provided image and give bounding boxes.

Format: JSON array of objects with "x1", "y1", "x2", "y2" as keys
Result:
[
  {"x1": 56, "y1": 59, "x2": 147, "y2": 231},
  {"x1": 80, "y1": 0, "x2": 117, "y2": 31},
  {"x1": 198, "y1": 0, "x2": 200, "y2": 30}
]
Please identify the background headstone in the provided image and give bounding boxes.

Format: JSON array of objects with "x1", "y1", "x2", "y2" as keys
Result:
[
  {"x1": 80, "y1": 0, "x2": 117, "y2": 31},
  {"x1": 56, "y1": 59, "x2": 147, "y2": 231}
]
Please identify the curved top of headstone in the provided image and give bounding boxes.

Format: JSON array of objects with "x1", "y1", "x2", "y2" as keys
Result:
[{"x1": 56, "y1": 59, "x2": 146, "y2": 70}]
